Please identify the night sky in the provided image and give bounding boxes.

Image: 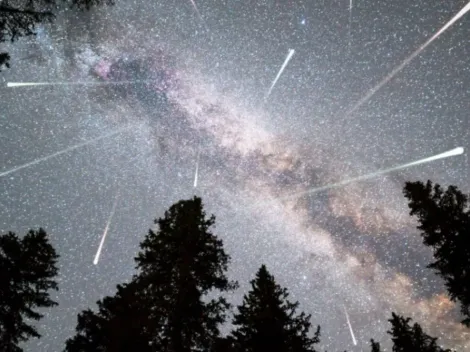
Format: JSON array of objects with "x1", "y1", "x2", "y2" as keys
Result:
[{"x1": 1, "y1": 0, "x2": 469, "y2": 350}]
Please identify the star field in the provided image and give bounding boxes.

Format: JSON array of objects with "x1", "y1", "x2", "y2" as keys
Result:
[{"x1": 1, "y1": 0, "x2": 469, "y2": 351}]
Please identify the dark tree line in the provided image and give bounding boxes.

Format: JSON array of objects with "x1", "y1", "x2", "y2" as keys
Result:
[
  {"x1": 370, "y1": 312, "x2": 454, "y2": 352},
  {"x1": 0, "y1": 179, "x2": 469, "y2": 351},
  {"x1": 63, "y1": 197, "x2": 321, "y2": 352},
  {"x1": 0, "y1": 229, "x2": 59, "y2": 352},
  {"x1": 0, "y1": 0, "x2": 113, "y2": 70}
]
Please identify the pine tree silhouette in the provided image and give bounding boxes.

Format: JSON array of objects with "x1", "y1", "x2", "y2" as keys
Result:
[
  {"x1": 387, "y1": 312, "x2": 453, "y2": 352},
  {"x1": 66, "y1": 196, "x2": 237, "y2": 351},
  {"x1": 403, "y1": 180, "x2": 470, "y2": 326},
  {"x1": 134, "y1": 196, "x2": 238, "y2": 352},
  {"x1": 231, "y1": 264, "x2": 320, "y2": 352},
  {"x1": 0, "y1": 229, "x2": 59, "y2": 352}
]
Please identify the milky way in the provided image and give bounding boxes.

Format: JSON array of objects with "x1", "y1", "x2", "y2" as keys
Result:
[{"x1": 1, "y1": 0, "x2": 469, "y2": 351}]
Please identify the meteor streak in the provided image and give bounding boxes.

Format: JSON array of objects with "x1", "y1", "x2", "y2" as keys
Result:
[
  {"x1": 193, "y1": 149, "x2": 200, "y2": 188},
  {"x1": 348, "y1": 0, "x2": 353, "y2": 52},
  {"x1": 283, "y1": 147, "x2": 464, "y2": 199},
  {"x1": 265, "y1": 49, "x2": 295, "y2": 100},
  {"x1": 344, "y1": 304, "x2": 357, "y2": 346},
  {"x1": 0, "y1": 126, "x2": 133, "y2": 178},
  {"x1": 344, "y1": 1, "x2": 470, "y2": 117},
  {"x1": 7, "y1": 80, "x2": 153, "y2": 88},
  {"x1": 93, "y1": 189, "x2": 120, "y2": 265},
  {"x1": 189, "y1": 0, "x2": 204, "y2": 23}
]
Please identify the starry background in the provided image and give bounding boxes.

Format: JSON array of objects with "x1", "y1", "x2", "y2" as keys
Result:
[{"x1": 1, "y1": 0, "x2": 469, "y2": 351}]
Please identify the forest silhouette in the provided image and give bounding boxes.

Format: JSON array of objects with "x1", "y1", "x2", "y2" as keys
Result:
[{"x1": 0, "y1": 181, "x2": 468, "y2": 351}]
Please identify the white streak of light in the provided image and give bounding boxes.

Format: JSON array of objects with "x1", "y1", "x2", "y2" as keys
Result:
[
  {"x1": 7, "y1": 80, "x2": 153, "y2": 88},
  {"x1": 0, "y1": 126, "x2": 134, "y2": 178},
  {"x1": 265, "y1": 49, "x2": 295, "y2": 99},
  {"x1": 345, "y1": 1, "x2": 470, "y2": 117},
  {"x1": 93, "y1": 190, "x2": 120, "y2": 265},
  {"x1": 283, "y1": 147, "x2": 464, "y2": 199},
  {"x1": 189, "y1": 0, "x2": 204, "y2": 22},
  {"x1": 193, "y1": 149, "x2": 200, "y2": 188},
  {"x1": 348, "y1": 0, "x2": 353, "y2": 51},
  {"x1": 344, "y1": 305, "x2": 357, "y2": 346}
]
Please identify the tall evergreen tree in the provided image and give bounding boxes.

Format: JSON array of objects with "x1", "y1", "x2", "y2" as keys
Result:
[
  {"x1": 134, "y1": 196, "x2": 238, "y2": 352},
  {"x1": 403, "y1": 180, "x2": 470, "y2": 326},
  {"x1": 231, "y1": 264, "x2": 320, "y2": 352},
  {"x1": 0, "y1": 229, "x2": 59, "y2": 352},
  {"x1": 0, "y1": 0, "x2": 113, "y2": 70},
  {"x1": 66, "y1": 196, "x2": 237, "y2": 351},
  {"x1": 386, "y1": 312, "x2": 452, "y2": 352}
]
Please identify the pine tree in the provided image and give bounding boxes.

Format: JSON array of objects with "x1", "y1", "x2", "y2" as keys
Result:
[
  {"x1": 231, "y1": 264, "x2": 320, "y2": 352},
  {"x1": 387, "y1": 312, "x2": 452, "y2": 352},
  {"x1": 66, "y1": 196, "x2": 237, "y2": 351},
  {"x1": 403, "y1": 180, "x2": 470, "y2": 326},
  {"x1": 134, "y1": 196, "x2": 237, "y2": 352},
  {"x1": 0, "y1": 0, "x2": 113, "y2": 70},
  {"x1": 0, "y1": 229, "x2": 59, "y2": 352}
]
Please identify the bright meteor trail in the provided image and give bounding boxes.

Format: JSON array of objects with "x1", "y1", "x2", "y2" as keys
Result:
[
  {"x1": 7, "y1": 80, "x2": 153, "y2": 88},
  {"x1": 344, "y1": 1, "x2": 470, "y2": 117},
  {"x1": 93, "y1": 189, "x2": 120, "y2": 265},
  {"x1": 348, "y1": 0, "x2": 353, "y2": 52},
  {"x1": 0, "y1": 126, "x2": 133, "y2": 178},
  {"x1": 343, "y1": 304, "x2": 357, "y2": 346},
  {"x1": 265, "y1": 49, "x2": 295, "y2": 100},
  {"x1": 193, "y1": 149, "x2": 201, "y2": 188},
  {"x1": 282, "y1": 147, "x2": 464, "y2": 199},
  {"x1": 188, "y1": 0, "x2": 204, "y2": 22}
]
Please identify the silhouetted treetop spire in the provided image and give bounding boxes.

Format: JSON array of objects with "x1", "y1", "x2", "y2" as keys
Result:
[{"x1": 404, "y1": 180, "x2": 470, "y2": 326}]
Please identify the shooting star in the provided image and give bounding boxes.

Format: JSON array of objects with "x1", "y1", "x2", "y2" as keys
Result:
[
  {"x1": 265, "y1": 49, "x2": 295, "y2": 100},
  {"x1": 0, "y1": 126, "x2": 134, "y2": 178},
  {"x1": 189, "y1": 0, "x2": 205, "y2": 23},
  {"x1": 348, "y1": 0, "x2": 353, "y2": 52},
  {"x1": 193, "y1": 148, "x2": 201, "y2": 188},
  {"x1": 344, "y1": 1, "x2": 470, "y2": 117},
  {"x1": 344, "y1": 304, "x2": 357, "y2": 346},
  {"x1": 7, "y1": 80, "x2": 153, "y2": 88},
  {"x1": 93, "y1": 189, "x2": 120, "y2": 265},
  {"x1": 282, "y1": 147, "x2": 464, "y2": 199}
]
